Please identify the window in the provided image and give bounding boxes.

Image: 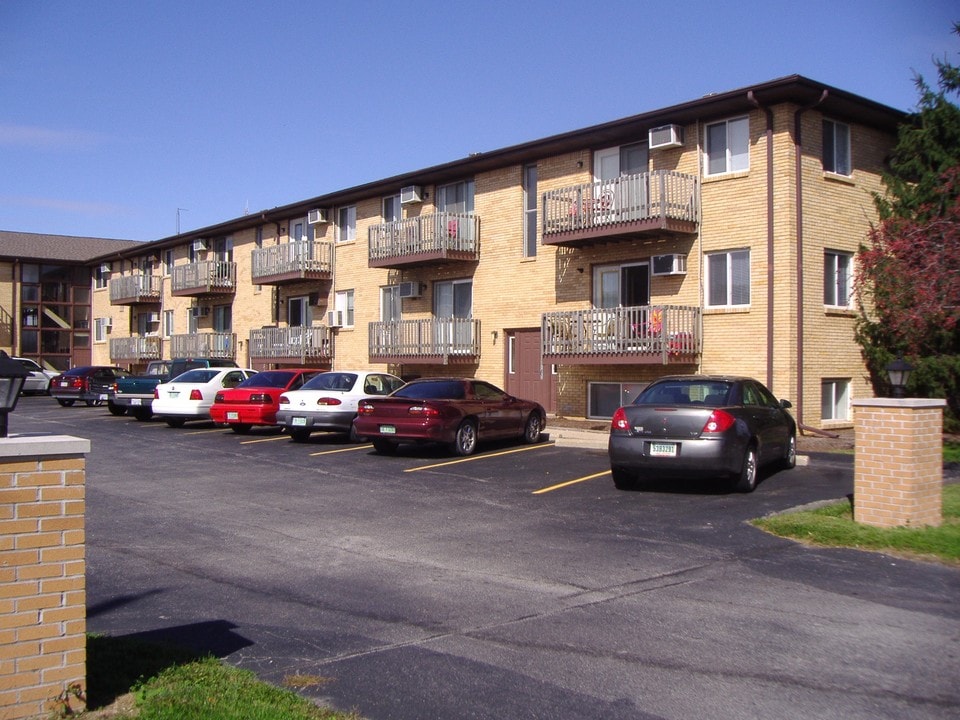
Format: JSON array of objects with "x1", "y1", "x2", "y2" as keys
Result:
[
  {"x1": 162, "y1": 310, "x2": 174, "y2": 337},
  {"x1": 212, "y1": 236, "x2": 233, "y2": 263},
  {"x1": 436, "y1": 180, "x2": 475, "y2": 213},
  {"x1": 381, "y1": 286, "x2": 401, "y2": 322},
  {"x1": 335, "y1": 290, "x2": 354, "y2": 327},
  {"x1": 383, "y1": 195, "x2": 402, "y2": 223},
  {"x1": 288, "y1": 296, "x2": 310, "y2": 327},
  {"x1": 163, "y1": 249, "x2": 174, "y2": 276},
  {"x1": 592, "y1": 263, "x2": 650, "y2": 308},
  {"x1": 94, "y1": 317, "x2": 110, "y2": 343},
  {"x1": 94, "y1": 264, "x2": 109, "y2": 289},
  {"x1": 588, "y1": 381, "x2": 648, "y2": 419},
  {"x1": 706, "y1": 250, "x2": 751, "y2": 307},
  {"x1": 824, "y1": 251, "x2": 853, "y2": 307},
  {"x1": 337, "y1": 206, "x2": 356, "y2": 243},
  {"x1": 822, "y1": 119, "x2": 851, "y2": 175},
  {"x1": 137, "y1": 311, "x2": 159, "y2": 336},
  {"x1": 705, "y1": 116, "x2": 749, "y2": 175},
  {"x1": 821, "y1": 379, "x2": 850, "y2": 421},
  {"x1": 523, "y1": 163, "x2": 538, "y2": 258},
  {"x1": 213, "y1": 305, "x2": 232, "y2": 332}
]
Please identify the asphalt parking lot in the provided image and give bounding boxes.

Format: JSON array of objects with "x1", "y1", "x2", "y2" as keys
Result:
[{"x1": 13, "y1": 395, "x2": 960, "y2": 719}]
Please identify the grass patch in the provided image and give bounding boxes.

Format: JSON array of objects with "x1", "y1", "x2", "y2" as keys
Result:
[
  {"x1": 944, "y1": 440, "x2": 960, "y2": 464},
  {"x1": 752, "y1": 483, "x2": 960, "y2": 565},
  {"x1": 79, "y1": 635, "x2": 361, "y2": 720}
]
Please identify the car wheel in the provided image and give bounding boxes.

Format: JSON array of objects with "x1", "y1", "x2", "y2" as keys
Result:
[
  {"x1": 372, "y1": 438, "x2": 398, "y2": 455},
  {"x1": 290, "y1": 428, "x2": 312, "y2": 443},
  {"x1": 56, "y1": 399, "x2": 75, "y2": 407},
  {"x1": 452, "y1": 420, "x2": 478, "y2": 456},
  {"x1": 611, "y1": 466, "x2": 637, "y2": 490},
  {"x1": 133, "y1": 408, "x2": 152, "y2": 422},
  {"x1": 733, "y1": 444, "x2": 759, "y2": 493},
  {"x1": 85, "y1": 399, "x2": 104, "y2": 407},
  {"x1": 165, "y1": 418, "x2": 186, "y2": 428},
  {"x1": 231, "y1": 424, "x2": 252, "y2": 434},
  {"x1": 107, "y1": 402, "x2": 126, "y2": 416},
  {"x1": 348, "y1": 422, "x2": 364, "y2": 443},
  {"x1": 781, "y1": 433, "x2": 797, "y2": 470},
  {"x1": 522, "y1": 413, "x2": 543, "y2": 444}
]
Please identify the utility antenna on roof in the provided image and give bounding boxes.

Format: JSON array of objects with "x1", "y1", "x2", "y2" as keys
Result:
[{"x1": 176, "y1": 208, "x2": 188, "y2": 235}]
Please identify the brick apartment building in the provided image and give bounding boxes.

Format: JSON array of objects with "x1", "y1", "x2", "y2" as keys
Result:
[{"x1": 2, "y1": 75, "x2": 905, "y2": 430}]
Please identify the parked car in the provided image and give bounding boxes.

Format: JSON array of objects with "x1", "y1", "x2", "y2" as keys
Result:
[
  {"x1": 113, "y1": 358, "x2": 240, "y2": 421},
  {"x1": 152, "y1": 367, "x2": 257, "y2": 427},
  {"x1": 276, "y1": 370, "x2": 405, "y2": 442},
  {"x1": 607, "y1": 375, "x2": 796, "y2": 493},
  {"x1": 49, "y1": 366, "x2": 132, "y2": 407},
  {"x1": 209, "y1": 368, "x2": 325, "y2": 433},
  {"x1": 13, "y1": 357, "x2": 57, "y2": 395},
  {"x1": 354, "y1": 377, "x2": 546, "y2": 456}
]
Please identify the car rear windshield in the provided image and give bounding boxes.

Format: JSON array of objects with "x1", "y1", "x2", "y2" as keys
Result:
[
  {"x1": 394, "y1": 380, "x2": 465, "y2": 400},
  {"x1": 635, "y1": 380, "x2": 732, "y2": 406},
  {"x1": 302, "y1": 373, "x2": 358, "y2": 392},
  {"x1": 171, "y1": 369, "x2": 219, "y2": 383},
  {"x1": 238, "y1": 371, "x2": 295, "y2": 388}
]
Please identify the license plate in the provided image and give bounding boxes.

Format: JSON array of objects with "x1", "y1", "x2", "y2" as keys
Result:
[
  {"x1": 60, "y1": 381, "x2": 69, "y2": 387},
  {"x1": 98, "y1": 394, "x2": 108, "y2": 400},
  {"x1": 227, "y1": 412, "x2": 239, "y2": 421},
  {"x1": 650, "y1": 442, "x2": 677, "y2": 457},
  {"x1": 131, "y1": 398, "x2": 142, "y2": 406},
  {"x1": 292, "y1": 417, "x2": 307, "y2": 427},
  {"x1": 380, "y1": 425, "x2": 396, "y2": 435},
  {"x1": 168, "y1": 392, "x2": 179, "y2": 399}
]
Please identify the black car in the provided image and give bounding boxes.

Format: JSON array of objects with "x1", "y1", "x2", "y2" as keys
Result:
[
  {"x1": 49, "y1": 366, "x2": 132, "y2": 408},
  {"x1": 608, "y1": 375, "x2": 796, "y2": 492}
]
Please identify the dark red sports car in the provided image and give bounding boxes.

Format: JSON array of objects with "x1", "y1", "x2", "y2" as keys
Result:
[{"x1": 354, "y1": 377, "x2": 546, "y2": 456}]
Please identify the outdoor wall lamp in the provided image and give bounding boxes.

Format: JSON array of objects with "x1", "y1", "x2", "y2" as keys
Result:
[
  {"x1": 491, "y1": 330, "x2": 498, "y2": 343},
  {"x1": 0, "y1": 351, "x2": 28, "y2": 438},
  {"x1": 886, "y1": 355, "x2": 914, "y2": 399}
]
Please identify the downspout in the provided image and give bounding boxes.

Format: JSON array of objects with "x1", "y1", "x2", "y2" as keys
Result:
[
  {"x1": 747, "y1": 92, "x2": 775, "y2": 390},
  {"x1": 793, "y1": 89, "x2": 828, "y2": 429}
]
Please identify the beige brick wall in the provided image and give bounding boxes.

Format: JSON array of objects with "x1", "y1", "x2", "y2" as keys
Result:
[
  {"x1": 0, "y1": 439, "x2": 88, "y2": 720},
  {"x1": 853, "y1": 399, "x2": 944, "y2": 527}
]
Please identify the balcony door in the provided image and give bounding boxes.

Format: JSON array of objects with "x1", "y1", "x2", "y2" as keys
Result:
[
  {"x1": 594, "y1": 143, "x2": 649, "y2": 221},
  {"x1": 434, "y1": 279, "x2": 472, "y2": 353},
  {"x1": 593, "y1": 263, "x2": 650, "y2": 309}
]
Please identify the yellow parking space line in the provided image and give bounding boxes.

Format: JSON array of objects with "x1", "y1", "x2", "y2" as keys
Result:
[
  {"x1": 309, "y1": 444, "x2": 373, "y2": 457},
  {"x1": 185, "y1": 428, "x2": 225, "y2": 435},
  {"x1": 239, "y1": 434, "x2": 289, "y2": 445},
  {"x1": 404, "y1": 442, "x2": 554, "y2": 473},
  {"x1": 533, "y1": 469, "x2": 610, "y2": 495}
]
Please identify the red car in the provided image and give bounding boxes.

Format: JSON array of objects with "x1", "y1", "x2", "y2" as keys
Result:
[
  {"x1": 354, "y1": 377, "x2": 546, "y2": 456},
  {"x1": 209, "y1": 368, "x2": 324, "y2": 433}
]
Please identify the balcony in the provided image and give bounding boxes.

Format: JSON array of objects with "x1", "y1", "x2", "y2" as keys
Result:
[
  {"x1": 251, "y1": 241, "x2": 333, "y2": 285},
  {"x1": 109, "y1": 275, "x2": 162, "y2": 305},
  {"x1": 109, "y1": 335, "x2": 162, "y2": 362},
  {"x1": 171, "y1": 260, "x2": 237, "y2": 297},
  {"x1": 248, "y1": 326, "x2": 333, "y2": 365},
  {"x1": 542, "y1": 171, "x2": 699, "y2": 247},
  {"x1": 368, "y1": 212, "x2": 479, "y2": 268},
  {"x1": 542, "y1": 305, "x2": 701, "y2": 365},
  {"x1": 169, "y1": 332, "x2": 236, "y2": 359},
  {"x1": 369, "y1": 318, "x2": 480, "y2": 365}
]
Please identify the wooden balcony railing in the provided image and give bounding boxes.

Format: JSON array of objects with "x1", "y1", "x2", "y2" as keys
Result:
[
  {"x1": 368, "y1": 212, "x2": 479, "y2": 268},
  {"x1": 542, "y1": 305, "x2": 701, "y2": 365},
  {"x1": 171, "y1": 261, "x2": 236, "y2": 296},
  {"x1": 109, "y1": 275, "x2": 162, "y2": 305},
  {"x1": 248, "y1": 326, "x2": 332, "y2": 362},
  {"x1": 369, "y1": 318, "x2": 480, "y2": 364},
  {"x1": 542, "y1": 171, "x2": 699, "y2": 246},
  {"x1": 109, "y1": 335, "x2": 162, "y2": 362},
  {"x1": 169, "y1": 332, "x2": 236, "y2": 359},
  {"x1": 251, "y1": 241, "x2": 333, "y2": 284}
]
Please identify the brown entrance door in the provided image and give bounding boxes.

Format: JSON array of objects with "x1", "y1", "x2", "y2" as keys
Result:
[{"x1": 505, "y1": 328, "x2": 556, "y2": 413}]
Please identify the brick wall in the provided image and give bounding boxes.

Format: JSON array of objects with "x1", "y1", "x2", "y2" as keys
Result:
[
  {"x1": 852, "y1": 399, "x2": 945, "y2": 528},
  {"x1": 0, "y1": 436, "x2": 89, "y2": 720}
]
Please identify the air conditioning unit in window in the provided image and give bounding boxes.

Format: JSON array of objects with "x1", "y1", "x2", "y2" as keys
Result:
[
  {"x1": 190, "y1": 306, "x2": 210, "y2": 319},
  {"x1": 648, "y1": 124, "x2": 684, "y2": 149},
  {"x1": 652, "y1": 253, "x2": 687, "y2": 276},
  {"x1": 102, "y1": 317, "x2": 113, "y2": 329},
  {"x1": 400, "y1": 185, "x2": 423, "y2": 204},
  {"x1": 327, "y1": 310, "x2": 344, "y2": 328},
  {"x1": 307, "y1": 208, "x2": 329, "y2": 224},
  {"x1": 145, "y1": 312, "x2": 160, "y2": 323},
  {"x1": 398, "y1": 281, "x2": 422, "y2": 299},
  {"x1": 191, "y1": 238, "x2": 208, "y2": 253},
  {"x1": 99, "y1": 263, "x2": 112, "y2": 274}
]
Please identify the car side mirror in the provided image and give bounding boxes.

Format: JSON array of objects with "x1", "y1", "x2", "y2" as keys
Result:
[{"x1": 780, "y1": 399, "x2": 792, "y2": 409}]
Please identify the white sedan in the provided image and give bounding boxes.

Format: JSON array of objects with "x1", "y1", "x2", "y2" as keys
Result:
[
  {"x1": 14, "y1": 357, "x2": 58, "y2": 395},
  {"x1": 276, "y1": 370, "x2": 404, "y2": 442},
  {"x1": 153, "y1": 367, "x2": 257, "y2": 427}
]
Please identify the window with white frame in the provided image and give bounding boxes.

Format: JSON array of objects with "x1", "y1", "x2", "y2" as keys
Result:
[
  {"x1": 824, "y1": 250, "x2": 853, "y2": 307},
  {"x1": 704, "y1": 116, "x2": 750, "y2": 175},
  {"x1": 523, "y1": 163, "x2": 538, "y2": 258},
  {"x1": 821, "y1": 379, "x2": 851, "y2": 421},
  {"x1": 93, "y1": 317, "x2": 110, "y2": 343},
  {"x1": 335, "y1": 289, "x2": 354, "y2": 327},
  {"x1": 162, "y1": 310, "x2": 174, "y2": 337},
  {"x1": 337, "y1": 206, "x2": 356, "y2": 243},
  {"x1": 706, "y1": 250, "x2": 751, "y2": 307},
  {"x1": 822, "y1": 119, "x2": 851, "y2": 176}
]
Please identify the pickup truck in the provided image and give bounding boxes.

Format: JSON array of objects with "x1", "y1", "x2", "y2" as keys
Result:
[{"x1": 111, "y1": 358, "x2": 239, "y2": 421}]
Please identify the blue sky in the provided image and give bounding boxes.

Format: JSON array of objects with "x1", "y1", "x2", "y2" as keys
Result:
[{"x1": 1, "y1": 0, "x2": 957, "y2": 242}]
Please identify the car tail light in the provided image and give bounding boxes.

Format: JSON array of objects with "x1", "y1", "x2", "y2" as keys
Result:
[
  {"x1": 315, "y1": 397, "x2": 342, "y2": 406},
  {"x1": 111, "y1": 382, "x2": 119, "y2": 392},
  {"x1": 189, "y1": 389, "x2": 203, "y2": 401},
  {"x1": 249, "y1": 393, "x2": 271, "y2": 403},
  {"x1": 153, "y1": 387, "x2": 160, "y2": 399},
  {"x1": 408, "y1": 405, "x2": 440, "y2": 417},
  {"x1": 278, "y1": 396, "x2": 289, "y2": 405},
  {"x1": 610, "y1": 407, "x2": 631, "y2": 432},
  {"x1": 214, "y1": 392, "x2": 225, "y2": 403},
  {"x1": 358, "y1": 402, "x2": 374, "y2": 415},
  {"x1": 702, "y1": 409, "x2": 736, "y2": 434}
]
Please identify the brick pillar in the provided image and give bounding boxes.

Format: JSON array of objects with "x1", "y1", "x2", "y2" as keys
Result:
[
  {"x1": 853, "y1": 398, "x2": 946, "y2": 528},
  {"x1": 0, "y1": 435, "x2": 90, "y2": 720}
]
